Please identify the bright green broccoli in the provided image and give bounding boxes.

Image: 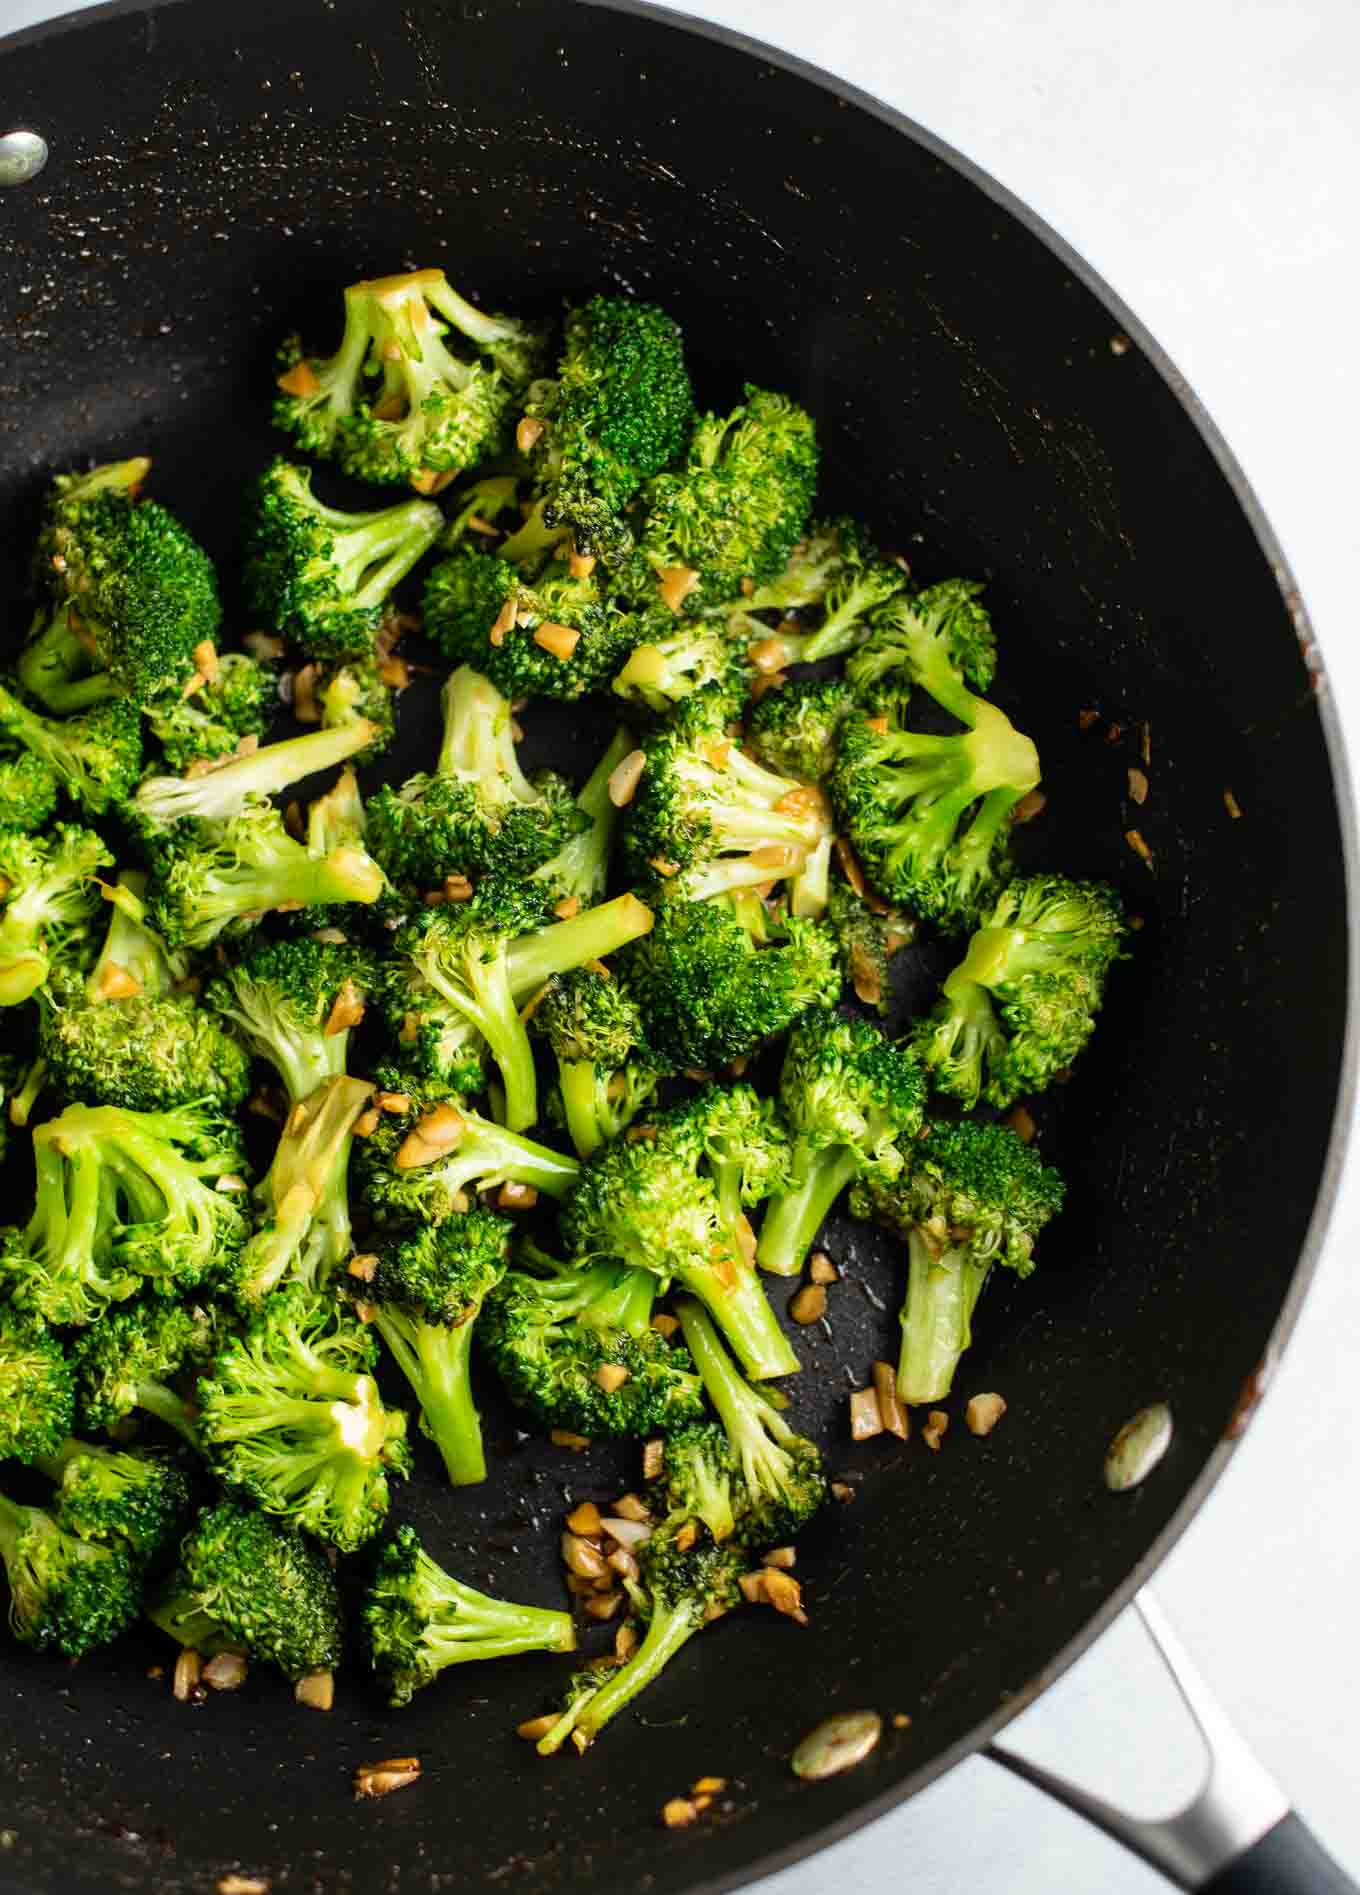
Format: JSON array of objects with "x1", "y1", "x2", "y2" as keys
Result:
[
  {"x1": 386, "y1": 884, "x2": 654, "y2": 1133},
  {"x1": 756, "y1": 1010, "x2": 927, "y2": 1278},
  {"x1": 316, "y1": 654, "x2": 397, "y2": 760},
  {"x1": 41, "y1": 874, "x2": 251, "y2": 1114},
  {"x1": 0, "y1": 748, "x2": 59, "y2": 834},
  {"x1": 825, "y1": 876, "x2": 915, "y2": 1016},
  {"x1": 146, "y1": 652, "x2": 276, "y2": 773},
  {"x1": 147, "y1": 1499, "x2": 343, "y2": 1679},
  {"x1": 623, "y1": 687, "x2": 832, "y2": 904},
  {"x1": 0, "y1": 679, "x2": 141, "y2": 817},
  {"x1": 853, "y1": 1118, "x2": 1065, "y2": 1405},
  {"x1": 530, "y1": 967, "x2": 661, "y2": 1158},
  {"x1": 21, "y1": 458, "x2": 220, "y2": 713},
  {"x1": 232, "y1": 1075, "x2": 374, "y2": 1306},
  {"x1": 733, "y1": 515, "x2": 908, "y2": 667},
  {"x1": 0, "y1": 822, "x2": 111, "y2": 1007},
  {"x1": 205, "y1": 934, "x2": 378, "y2": 1108},
  {"x1": 72, "y1": 1296, "x2": 216, "y2": 1443},
  {"x1": 504, "y1": 295, "x2": 694, "y2": 565},
  {"x1": 611, "y1": 612, "x2": 753, "y2": 717},
  {"x1": 273, "y1": 268, "x2": 547, "y2": 487},
  {"x1": 530, "y1": 726, "x2": 635, "y2": 908},
  {"x1": 619, "y1": 891, "x2": 840, "y2": 1072},
  {"x1": 0, "y1": 1311, "x2": 77, "y2": 1462},
  {"x1": 911, "y1": 874, "x2": 1128, "y2": 1107},
  {"x1": 365, "y1": 1523, "x2": 575, "y2": 1706},
  {"x1": 439, "y1": 475, "x2": 522, "y2": 548},
  {"x1": 676, "y1": 1300, "x2": 826, "y2": 1543},
  {"x1": 243, "y1": 458, "x2": 442, "y2": 658},
  {"x1": 845, "y1": 579, "x2": 998, "y2": 715},
  {"x1": 198, "y1": 1284, "x2": 410, "y2": 1551},
  {"x1": 367, "y1": 666, "x2": 585, "y2": 887},
  {"x1": 361, "y1": 1211, "x2": 512, "y2": 1487},
  {"x1": 561, "y1": 1083, "x2": 798, "y2": 1380},
  {"x1": 421, "y1": 544, "x2": 647, "y2": 701},
  {"x1": 0, "y1": 1488, "x2": 140, "y2": 1656},
  {"x1": 832, "y1": 696, "x2": 1040, "y2": 933},
  {"x1": 33, "y1": 1439, "x2": 191, "y2": 1568},
  {"x1": 746, "y1": 677, "x2": 854, "y2": 784},
  {"x1": 481, "y1": 1245, "x2": 704, "y2": 1438}
]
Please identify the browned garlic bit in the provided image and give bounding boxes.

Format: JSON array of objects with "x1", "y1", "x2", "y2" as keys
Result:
[
  {"x1": 608, "y1": 748, "x2": 647, "y2": 807},
  {"x1": 871, "y1": 1362, "x2": 908, "y2": 1441},
  {"x1": 807, "y1": 1253, "x2": 838, "y2": 1286},
  {"x1": 217, "y1": 1877, "x2": 270, "y2": 1895},
  {"x1": 789, "y1": 1283, "x2": 826, "y2": 1326},
  {"x1": 921, "y1": 1410, "x2": 950, "y2": 1452},
  {"x1": 353, "y1": 1756, "x2": 421, "y2": 1799},
  {"x1": 294, "y1": 1668, "x2": 334, "y2": 1711},
  {"x1": 964, "y1": 1393, "x2": 1007, "y2": 1437}
]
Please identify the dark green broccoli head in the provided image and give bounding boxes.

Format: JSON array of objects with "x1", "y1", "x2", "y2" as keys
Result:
[
  {"x1": 365, "y1": 1523, "x2": 576, "y2": 1706},
  {"x1": 73, "y1": 1295, "x2": 220, "y2": 1436},
  {"x1": 825, "y1": 877, "x2": 915, "y2": 1016},
  {"x1": 48, "y1": 1443, "x2": 192, "y2": 1566},
  {"x1": 149, "y1": 1499, "x2": 343, "y2": 1677},
  {"x1": 481, "y1": 1252, "x2": 703, "y2": 1437},
  {"x1": 243, "y1": 458, "x2": 443, "y2": 658},
  {"x1": 639, "y1": 387, "x2": 818, "y2": 603},
  {"x1": 912, "y1": 873, "x2": 1128, "y2": 1107},
  {"x1": 0, "y1": 749, "x2": 59, "y2": 833},
  {"x1": 779, "y1": 1008, "x2": 927, "y2": 1181},
  {"x1": 40, "y1": 990, "x2": 252, "y2": 1115},
  {"x1": 521, "y1": 295, "x2": 695, "y2": 555},
  {"x1": 853, "y1": 1117, "x2": 1065, "y2": 1277},
  {"x1": 24, "y1": 459, "x2": 220, "y2": 712},
  {"x1": 846, "y1": 581, "x2": 997, "y2": 717},
  {"x1": 147, "y1": 652, "x2": 276, "y2": 773},
  {"x1": 0, "y1": 692, "x2": 144, "y2": 820},
  {"x1": 832, "y1": 701, "x2": 1040, "y2": 932},
  {"x1": 0, "y1": 822, "x2": 113, "y2": 1008},
  {"x1": 274, "y1": 270, "x2": 548, "y2": 486},
  {"x1": 611, "y1": 612, "x2": 753, "y2": 719},
  {"x1": 378, "y1": 959, "x2": 488, "y2": 1094},
  {"x1": 369, "y1": 1212, "x2": 511, "y2": 1326},
  {"x1": 533, "y1": 966, "x2": 644, "y2": 1068},
  {"x1": 0, "y1": 1313, "x2": 76, "y2": 1462},
  {"x1": 0, "y1": 1494, "x2": 141, "y2": 1656},
  {"x1": 204, "y1": 933, "x2": 379, "y2": 1105},
  {"x1": 620, "y1": 893, "x2": 841, "y2": 1071},
  {"x1": 656, "y1": 1422, "x2": 740, "y2": 1543},
  {"x1": 746, "y1": 677, "x2": 854, "y2": 783},
  {"x1": 197, "y1": 1284, "x2": 410, "y2": 1551}
]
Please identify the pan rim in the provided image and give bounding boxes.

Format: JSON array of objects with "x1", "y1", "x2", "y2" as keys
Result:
[{"x1": 0, "y1": 0, "x2": 1355, "y2": 1888}]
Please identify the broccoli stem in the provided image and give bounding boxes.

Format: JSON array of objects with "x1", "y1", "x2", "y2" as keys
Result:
[
  {"x1": 897, "y1": 1229, "x2": 990, "y2": 1405},
  {"x1": 146, "y1": 1593, "x2": 239, "y2": 1656},
  {"x1": 538, "y1": 1600, "x2": 698, "y2": 1753},
  {"x1": 135, "y1": 722, "x2": 377, "y2": 833},
  {"x1": 188, "y1": 842, "x2": 384, "y2": 945},
  {"x1": 671, "y1": 1252, "x2": 799, "y2": 1382},
  {"x1": 372, "y1": 1311, "x2": 485, "y2": 1487},
  {"x1": 788, "y1": 834, "x2": 833, "y2": 921},
  {"x1": 558, "y1": 1061, "x2": 610, "y2": 1159},
  {"x1": 134, "y1": 1378, "x2": 199, "y2": 1445},
  {"x1": 19, "y1": 608, "x2": 119, "y2": 713},
  {"x1": 420, "y1": 1593, "x2": 574, "y2": 1665},
  {"x1": 0, "y1": 1492, "x2": 30, "y2": 1564},
  {"x1": 89, "y1": 872, "x2": 181, "y2": 999},
  {"x1": 504, "y1": 893, "x2": 654, "y2": 1000},
  {"x1": 534, "y1": 727, "x2": 634, "y2": 905},
  {"x1": 499, "y1": 502, "x2": 567, "y2": 572},
  {"x1": 327, "y1": 505, "x2": 442, "y2": 612},
  {"x1": 8, "y1": 1056, "x2": 48, "y2": 1128},
  {"x1": 756, "y1": 1146, "x2": 860, "y2": 1278},
  {"x1": 437, "y1": 667, "x2": 536, "y2": 806}
]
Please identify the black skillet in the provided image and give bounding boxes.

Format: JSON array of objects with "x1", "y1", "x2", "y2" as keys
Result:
[{"x1": 0, "y1": 2, "x2": 1354, "y2": 1891}]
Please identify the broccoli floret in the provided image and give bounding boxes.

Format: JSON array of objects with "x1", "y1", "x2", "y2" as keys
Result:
[
  {"x1": 620, "y1": 892, "x2": 840, "y2": 1072},
  {"x1": 365, "y1": 1523, "x2": 575, "y2": 1706},
  {"x1": 21, "y1": 458, "x2": 220, "y2": 713},
  {"x1": 147, "y1": 652, "x2": 276, "y2": 773},
  {"x1": 198, "y1": 1284, "x2": 410, "y2": 1550},
  {"x1": 506, "y1": 295, "x2": 694, "y2": 564},
  {"x1": 637, "y1": 388, "x2": 818, "y2": 606},
  {"x1": 0, "y1": 679, "x2": 141, "y2": 818},
  {"x1": 316, "y1": 654, "x2": 397, "y2": 761},
  {"x1": 0, "y1": 1311, "x2": 77, "y2": 1461},
  {"x1": 530, "y1": 726, "x2": 634, "y2": 908},
  {"x1": 755, "y1": 1010, "x2": 925, "y2": 1278},
  {"x1": 534, "y1": 1520, "x2": 746, "y2": 1754},
  {"x1": 387, "y1": 885, "x2": 654, "y2": 1133},
  {"x1": 233, "y1": 1075, "x2": 374, "y2": 1306},
  {"x1": 274, "y1": 269, "x2": 547, "y2": 487},
  {"x1": 623, "y1": 688, "x2": 832, "y2": 904},
  {"x1": 0, "y1": 749, "x2": 59, "y2": 834},
  {"x1": 439, "y1": 475, "x2": 522, "y2": 548},
  {"x1": 853, "y1": 1119, "x2": 1064, "y2": 1405},
  {"x1": 561, "y1": 1083, "x2": 797, "y2": 1380},
  {"x1": 832, "y1": 697, "x2": 1040, "y2": 933},
  {"x1": 367, "y1": 666, "x2": 585, "y2": 886},
  {"x1": 735, "y1": 516, "x2": 908, "y2": 668},
  {"x1": 0, "y1": 1488, "x2": 140, "y2": 1655},
  {"x1": 845, "y1": 582, "x2": 998, "y2": 720},
  {"x1": 421, "y1": 544, "x2": 644, "y2": 701},
  {"x1": 530, "y1": 967, "x2": 661, "y2": 1158},
  {"x1": 131, "y1": 717, "x2": 379, "y2": 849},
  {"x1": 611, "y1": 613, "x2": 753, "y2": 717},
  {"x1": 911, "y1": 874, "x2": 1128, "y2": 1107},
  {"x1": 0, "y1": 823, "x2": 111, "y2": 1007},
  {"x1": 355, "y1": 1081, "x2": 580, "y2": 1231},
  {"x1": 825, "y1": 876, "x2": 916, "y2": 1015},
  {"x1": 482, "y1": 1245, "x2": 703, "y2": 1438},
  {"x1": 361, "y1": 1212, "x2": 511, "y2": 1487},
  {"x1": 0, "y1": 1101, "x2": 248, "y2": 1323},
  {"x1": 147, "y1": 1499, "x2": 343, "y2": 1679},
  {"x1": 675, "y1": 1300, "x2": 826, "y2": 1543},
  {"x1": 72, "y1": 1296, "x2": 215, "y2": 1443},
  {"x1": 205, "y1": 934, "x2": 378, "y2": 1107},
  {"x1": 34, "y1": 1439, "x2": 191, "y2": 1567},
  {"x1": 244, "y1": 459, "x2": 443, "y2": 658},
  {"x1": 41, "y1": 876, "x2": 251, "y2": 1114},
  {"x1": 746, "y1": 677, "x2": 854, "y2": 784}
]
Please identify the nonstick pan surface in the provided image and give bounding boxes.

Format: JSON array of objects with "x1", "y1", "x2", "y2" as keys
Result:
[{"x1": 0, "y1": 2, "x2": 1351, "y2": 1891}]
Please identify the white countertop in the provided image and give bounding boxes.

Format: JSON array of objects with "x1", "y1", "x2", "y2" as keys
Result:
[{"x1": 3, "y1": 0, "x2": 1358, "y2": 1886}]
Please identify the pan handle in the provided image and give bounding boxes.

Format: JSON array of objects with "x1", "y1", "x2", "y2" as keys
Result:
[{"x1": 985, "y1": 1589, "x2": 1357, "y2": 1892}]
